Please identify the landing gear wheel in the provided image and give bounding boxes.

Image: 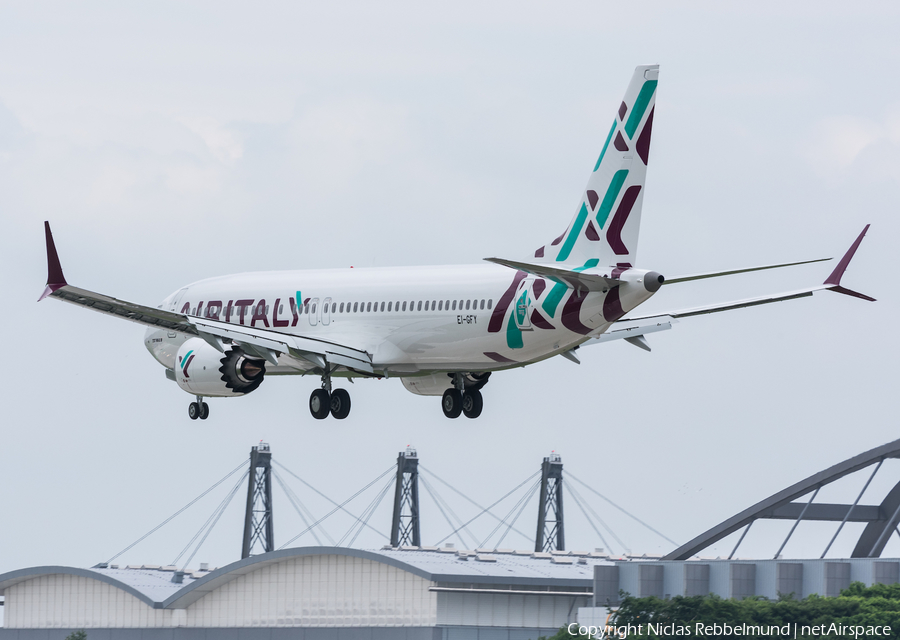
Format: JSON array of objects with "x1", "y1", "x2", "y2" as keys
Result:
[
  {"x1": 309, "y1": 388, "x2": 331, "y2": 420},
  {"x1": 442, "y1": 389, "x2": 463, "y2": 419},
  {"x1": 462, "y1": 389, "x2": 483, "y2": 419},
  {"x1": 188, "y1": 402, "x2": 200, "y2": 420},
  {"x1": 199, "y1": 402, "x2": 210, "y2": 420},
  {"x1": 330, "y1": 388, "x2": 351, "y2": 419}
]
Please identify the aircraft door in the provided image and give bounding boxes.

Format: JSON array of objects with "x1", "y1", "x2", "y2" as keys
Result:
[
  {"x1": 322, "y1": 297, "x2": 332, "y2": 326},
  {"x1": 308, "y1": 298, "x2": 319, "y2": 326},
  {"x1": 514, "y1": 278, "x2": 534, "y2": 330}
]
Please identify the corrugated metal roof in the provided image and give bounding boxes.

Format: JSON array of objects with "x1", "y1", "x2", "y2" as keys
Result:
[{"x1": 0, "y1": 547, "x2": 613, "y2": 607}]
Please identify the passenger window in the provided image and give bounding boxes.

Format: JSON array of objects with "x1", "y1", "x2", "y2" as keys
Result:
[
  {"x1": 388, "y1": 302, "x2": 392, "y2": 312},
  {"x1": 424, "y1": 301, "x2": 429, "y2": 311},
  {"x1": 304, "y1": 304, "x2": 310, "y2": 314},
  {"x1": 353, "y1": 302, "x2": 358, "y2": 312},
  {"x1": 432, "y1": 300, "x2": 436, "y2": 309},
  {"x1": 402, "y1": 301, "x2": 407, "y2": 311},
  {"x1": 312, "y1": 304, "x2": 316, "y2": 314},
  {"x1": 340, "y1": 303, "x2": 344, "y2": 313},
  {"x1": 367, "y1": 302, "x2": 372, "y2": 312},
  {"x1": 452, "y1": 300, "x2": 456, "y2": 310},
  {"x1": 417, "y1": 301, "x2": 422, "y2": 311},
  {"x1": 488, "y1": 299, "x2": 493, "y2": 309},
  {"x1": 380, "y1": 301, "x2": 385, "y2": 312},
  {"x1": 332, "y1": 303, "x2": 336, "y2": 313},
  {"x1": 279, "y1": 305, "x2": 284, "y2": 314},
  {"x1": 480, "y1": 299, "x2": 485, "y2": 310},
  {"x1": 465, "y1": 300, "x2": 470, "y2": 311},
  {"x1": 438, "y1": 300, "x2": 443, "y2": 310}
]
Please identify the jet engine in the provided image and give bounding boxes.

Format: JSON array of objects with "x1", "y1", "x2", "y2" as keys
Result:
[{"x1": 175, "y1": 338, "x2": 266, "y2": 397}]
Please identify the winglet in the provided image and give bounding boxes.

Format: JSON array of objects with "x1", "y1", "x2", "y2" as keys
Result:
[
  {"x1": 823, "y1": 225, "x2": 875, "y2": 302},
  {"x1": 39, "y1": 221, "x2": 68, "y2": 301},
  {"x1": 825, "y1": 225, "x2": 869, "y2": 286}
]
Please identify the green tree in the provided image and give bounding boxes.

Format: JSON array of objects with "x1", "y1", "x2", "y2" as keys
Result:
[{"x1": 64, "y1": 632, "x2": 87, "y2": 640}]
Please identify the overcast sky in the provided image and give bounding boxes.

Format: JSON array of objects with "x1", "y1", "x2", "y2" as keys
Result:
[{"x1": 1, "y1": 1, "x2": 899, "y2": 579}]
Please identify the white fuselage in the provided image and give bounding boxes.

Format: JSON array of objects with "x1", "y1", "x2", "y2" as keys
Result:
[{"x1": 144, "y1": 262, "x2": 658, "y2": 378}]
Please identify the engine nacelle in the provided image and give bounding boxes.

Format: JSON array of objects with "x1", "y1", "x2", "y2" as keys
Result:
[
  {"x1": 175, "y1": 338, "x2": 266, "y2": 397},
  {"x1": 401, "y1": 372, "x2": 490, "y2": 396}
]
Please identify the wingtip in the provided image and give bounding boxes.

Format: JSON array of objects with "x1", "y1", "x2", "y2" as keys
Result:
[
  {"x1": 40, "y1": 221, "x2": 67, "y2": 301},
  {"x1": 824, "y1": 224, "x2": 870, "y2": 286}
]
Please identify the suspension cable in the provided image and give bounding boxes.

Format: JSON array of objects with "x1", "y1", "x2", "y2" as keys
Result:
[
  {"x1": 274, "y1": 459, "x2": 391, "y2": 540},
  {"x1": 106, "y1": 458, "x2": 247, "y2": 565},
  {"x1": 279, "y1": 465, "x2": 395, "y2": 549},
  {"x1": 567, "y1": 472, "x2": 678, "y2": 546},
  {"x1": 346, "y1": 475, "x2": 395, "y2": 548},
  {"x1": 420, "y1": 465, "x2": 534, "y2": 542},
  {"x1": 567, "y1": 482, "x2": 630, "y2": 554},
  {"x1": 272, "y1": 470, "x2": 329, "y2": 546},
  {"x1": 434, "y1": 471, "x2": 541, "y2": 547},
  {"x1": 566, "y1": 482, "x2": 615, "y2": 555},
  {"x1": 494, "y1": 478, "x2": 542, "y2": 549},
  {"x1": 182, "y1": 470, "x2": 248, "y2": 570},
  {"x1": 420, "y1": 476, "x2": 479, "y2": 549},
  {"x1": 172, "y1": 469, "x2": 249, "y2": 566},
  {"x1": 480, "y1": 478, "x2": 540, "y2": 548}
]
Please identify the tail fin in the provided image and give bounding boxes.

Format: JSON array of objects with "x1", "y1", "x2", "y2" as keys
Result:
[{"x1": 534, "y1": 65, "x2": 658, "y2": 270}]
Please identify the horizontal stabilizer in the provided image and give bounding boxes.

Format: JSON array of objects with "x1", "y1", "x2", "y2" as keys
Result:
[
  {"x1": 584, "y1": 316, "x2": 675, "y2": 345},
  {"x1": 663, "y1": 257, "x2": 831, "y2": 285},
  {"x1": 484, "y1": 257, "x2": 618, "y2": 291},
  {"x1": 623, "y1": 286, "x2": 827, "y2": 321}
]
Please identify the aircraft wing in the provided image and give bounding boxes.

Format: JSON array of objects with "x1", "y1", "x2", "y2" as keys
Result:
[{"x1": 38, "y1": 222, "x2": 374, "y2": 374}]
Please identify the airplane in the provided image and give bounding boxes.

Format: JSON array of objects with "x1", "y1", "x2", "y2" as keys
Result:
[{"x1": 38, "y1": 65, "x2": 875, "y2": 421}]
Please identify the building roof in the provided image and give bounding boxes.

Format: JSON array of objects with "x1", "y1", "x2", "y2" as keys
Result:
[{"x1": 0, "y1": 546, "x2": 610, "y2": 609}]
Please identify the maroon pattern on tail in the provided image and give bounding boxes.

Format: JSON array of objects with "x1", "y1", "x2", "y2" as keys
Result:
[
  {"x1": 488, "y1": 270, "x2": 527, "y2": 333},
  {"x1": 562, "y1": 289, "x2": 592, "y2": 335},
  {"x1": 614, "y1": 132, "x2": 629, "y2": 151},
  {"x1": 587, "y1": 190, "x2": 599, "y2": 210},
  {"x1": 534, "y1": 246, "x2": 545, "y2": 258},
  {"x1": 636, "y1": 107, "x2": 654, "y2": 165},
  {"x1": 531, "y1": 309, "x2": 554, "y2": 330},
  {"x1": 606, "y1": 186, "x2": 642, "y2": 255},
  {"x1": 532, "y1": 278, "x2": 546, "y2": 299},
  {"x1": 585, "y1": 220, "x2": 600, "y2": 241},
  {"x1": 603, "y1": 287, "x2": 626, "y2": 322},
  {"x1": 611, "y1": 262, "x2": 632, "y2": 279},
  {"x1": 618, "y1": 102, "x2": 628, "y2": 120},
  {"x1": 550, "y1": 232, "x2": 565, "y2": 246}
]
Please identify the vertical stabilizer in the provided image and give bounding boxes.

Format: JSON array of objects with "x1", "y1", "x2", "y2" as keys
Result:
[{"x1": 533, "y1": 65, "x2": 658, "y2": 270}]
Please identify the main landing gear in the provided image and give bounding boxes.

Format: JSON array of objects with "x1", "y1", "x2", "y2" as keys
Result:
[
  {"x1": 442, "y1": 374, "x2": 484, "y2": 419},
  {"x1": 188, "y1": 395, "x2": 209, "y2": 420},
  {"x1": 309, "y1": 370, "x2": 351, "y2": 420}
]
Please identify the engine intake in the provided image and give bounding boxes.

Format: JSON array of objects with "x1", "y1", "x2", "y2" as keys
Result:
[{"x1": 175, "y1": 338, "x2": 266, "y2": 397}]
